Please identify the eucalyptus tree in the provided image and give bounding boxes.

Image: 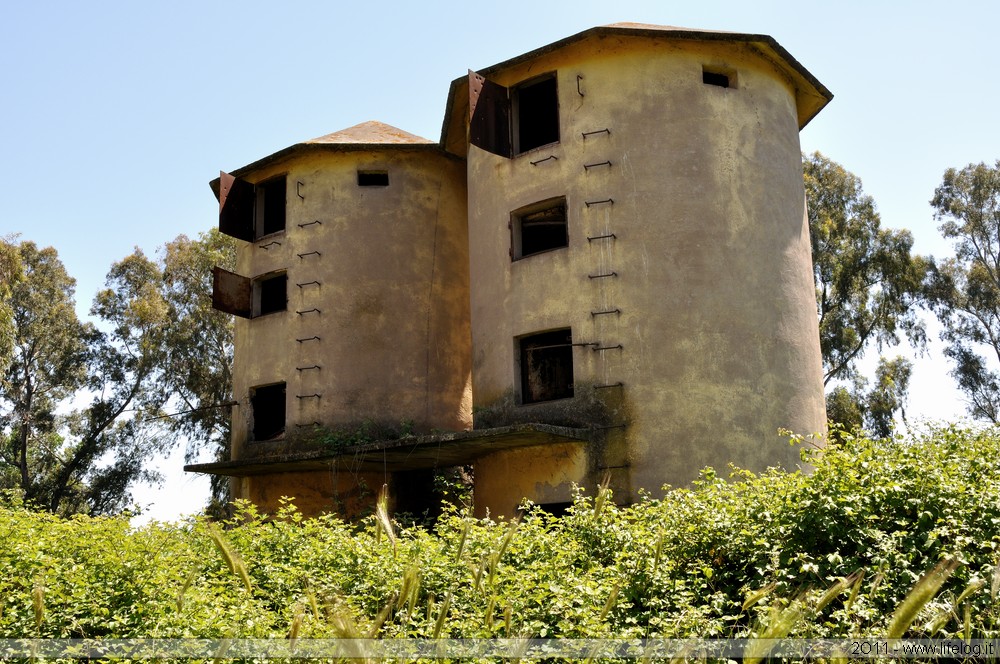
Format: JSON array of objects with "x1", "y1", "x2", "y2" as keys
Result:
[
  {"x1": 804, "y1": 152, "x2": 928, "y2": 432},
  {"x1": 925, "y1": 160, "x2": 1000, "y2": 422}
]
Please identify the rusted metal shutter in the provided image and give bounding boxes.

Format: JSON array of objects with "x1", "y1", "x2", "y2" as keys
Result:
[
  {"x1": 218, "y1": 171, "x2": 256, "y2": 242},
  {"x1": 469, "y1": 70, "x2": 511, "y2": 158},
  {"x1": 212, "y1": 266, "x2": 252, "y2": 318}
]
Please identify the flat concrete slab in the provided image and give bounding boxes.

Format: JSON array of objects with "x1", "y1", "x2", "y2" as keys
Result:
[{"x1": 185, "y1": 423, "x2": 592, "y2": 476}]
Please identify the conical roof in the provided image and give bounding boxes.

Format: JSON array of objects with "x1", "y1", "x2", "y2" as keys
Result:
[
  {"x1": 213, "y1": 120, "x2": 442, "y2": 187},
  {"x1": 305, "y1": 120, "x2": 434, "y2": 145}
]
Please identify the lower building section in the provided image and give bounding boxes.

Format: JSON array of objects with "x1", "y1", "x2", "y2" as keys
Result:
[{"x1": 187, "y1": 424, "x2": 593, "y2": 519}]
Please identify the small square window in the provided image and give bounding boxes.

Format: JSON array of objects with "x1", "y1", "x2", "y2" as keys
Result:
[
  {"x1": 702, "y1": 66, "x2": 736, "y2": 89},
  {"x1": 358, "y1": 171, "x2": 389, "y2": 186},
  {"x1": 512, "y1": 197, "x2": 568, "y2": 260},
  {"x1": 513, "y1": 74, "x2": 559, "y2": 154},
  {"x1": 519, "y1": 329, "x2": 574, "y2": 404},
  {"x1": 256, "y1": 176, "x2": 286, "y2": 237},
  {"x1": 254, "y1": 272, "x2": 287, "y2": 317},
  {"x1": 250, "y1": 382, "x2": 285, "y2": 441}
]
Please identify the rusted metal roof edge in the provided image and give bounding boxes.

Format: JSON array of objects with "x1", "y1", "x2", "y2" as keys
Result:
[
  {"x1": 210, "y1": 142, "x2": 462, "y2": 196},
  {"x1": 185, "y1": 423, "x2": 593, "y2": 476},
  {"x1": 439, "y1": 24, "x2": 833, "y2": 149}
]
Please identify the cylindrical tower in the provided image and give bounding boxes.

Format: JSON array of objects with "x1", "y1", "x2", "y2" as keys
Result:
[
  {"x1": 442, "y1": 24, "x2": 832, "y2": 516},
  {"x1": 205, "y1": 121, "x2": 471, "y2": 516}
]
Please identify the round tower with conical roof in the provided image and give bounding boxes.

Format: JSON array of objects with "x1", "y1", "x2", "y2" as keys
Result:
[{"x1": 203, "y1": 121, "x2": 471, "y2": 516}]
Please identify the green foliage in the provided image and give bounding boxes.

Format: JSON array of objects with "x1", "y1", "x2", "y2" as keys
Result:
[
  {"x1": 825, "y1": 356, "x2": 913, "y2": 438},
  {"x1": 154, "y1": 230, "x2": 237, "y2": 507},
  {"x1": 804, "y1": 152, "x2": 927, "y2": 432},
  {"x1": 3, "y1": 426, "x2": 1000, "y2": 644},
  {"x1": 0, "y1": 233, "x2": 237, "y2": 515},
  {"x1": 926, "y1": 160, "x2": 1000, "y2": 422},
  {"x1": 0, "y1": 236, "x2": 23, "y2": 376}
]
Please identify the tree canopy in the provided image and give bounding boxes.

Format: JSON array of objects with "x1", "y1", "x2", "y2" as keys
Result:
[
  {"x1": 804, "y1": 152, "x2": 928, "y2": 433},
  {"x1": 0, "y1": 232, "x2": 236, "y2": 515},
  {"x1": 926, "y1": 160, "x2": 1000, "y2": 422}
]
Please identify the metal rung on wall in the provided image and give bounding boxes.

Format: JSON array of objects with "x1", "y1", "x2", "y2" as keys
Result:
[
  {"x1": 296, "y1": 281, "x2": 320, "y2": 288},
  {"x1": 591, "y1": 308, "x2": 621, "y2": 317},
  {"x1": 530, "y1": 155, "x2": 558, "y2": 166},
  {"x1": 593, "y1": 344, "x2": 623, "y2": 352},
  {"x1": 297, "y1": 251, "x2": 321, "y2": 258},
  {"x1": 585, "y1": 199, "x2": 614, "y2": 207},
  {"x1": 258, "y1": 241, "x2": 281, "y2": 250},
  {"x1": 296, "y1": 394, "x2": 322, "y2": 400},
  {"x1": 294, "y1": 421, "x2": 321, "y2": 428},
  {"x1": 528, "y1": 342, "x2": 594, "y2": 352},
  {"x1": 588, "y1": 271, "x2": 618, "y2": 279},
  {"x1": 296, "y1": 308, "x2": 321, "y2": 315},
  {"x1": 581, "y1": 128, "x2": 610, "y2": 138},
  {"x1": 296, "y1": 336, "x2": 321, "y2": 343},
  {"x1": 296, "y1": 365, "x2": 321, "y2": 372},
  {"x1": 584, "y1": 160, "x2": 613, "y2": 170},
  {"x1": 297, "y1": 220, "x2": 321, "y2": 228},
  {"x1": 587, "y1": 233, "x2": 616, "y2": 242},
  {"x1": 594, "y1": 382, "x2": 624, "y2": 389}
]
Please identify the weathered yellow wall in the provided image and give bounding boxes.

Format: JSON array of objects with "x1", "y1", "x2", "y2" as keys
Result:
[
  {"x1": 466, "y1": 34, "x2": 826, "y2": 510},
  {"x1": 227, "y1": 147, "x2": 471, "y2": 515},
  {"x1": 237, "y1": 468, "x2": 388, "y2": 517},
  {"x1": 473, "y1": 442, "x2": 588, "y2": 517}
]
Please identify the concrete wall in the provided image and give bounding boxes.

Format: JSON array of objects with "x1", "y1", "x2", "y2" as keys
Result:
[
  {"x1": 227, "y1": 147, "x2": 471, "y2": 514},
  {"x1": 467, "y1": 34, "x2": 826, "y2": 511}
]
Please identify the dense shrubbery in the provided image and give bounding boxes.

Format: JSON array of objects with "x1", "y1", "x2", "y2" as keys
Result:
[{"x1": 2, "y1": 425, "x2": 1000, "y2": 643}]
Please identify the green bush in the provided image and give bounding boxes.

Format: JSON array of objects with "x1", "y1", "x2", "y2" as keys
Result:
[{"x1": 1, "y1": 424, "x2": 999, "y2": 642}]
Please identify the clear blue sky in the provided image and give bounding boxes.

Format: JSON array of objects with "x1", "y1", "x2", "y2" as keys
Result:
[{"x1": 2, "y1": 0, "x2": 996, "y2": 520}]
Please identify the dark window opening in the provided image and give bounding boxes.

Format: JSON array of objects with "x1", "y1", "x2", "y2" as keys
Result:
[
  {"x1": 702, "y1": 68, "x2": 734, "y2": 89},
  {"x1": 358, "y1": 171, "x2": 389, "y2": 187},
  {"x1": 513, "y1": 198, "x2": 568, "y2": 259},
  {"x1": 393, "y1": 468, "x2": 438, "y2": 519},
  {"x1": 538, "y1": 501, "x2": 573, "y2": 517},
  {"x1": 251, "y1": 382, "x2": 286, "y2": 441},
  {"x1": 255, "y1": 272, "x2": 287, "y2": 317},
  {"x1": 257, "y1": 177, "x2": 286, "y2": 237},
  {"x1": 519, "y1": 329, "x2": 574, "y2": 404},
  {"x1": 514, "y1": 75, "x2": 559, "y2": 154}
]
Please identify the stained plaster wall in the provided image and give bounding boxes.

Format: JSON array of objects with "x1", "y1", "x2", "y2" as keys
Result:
[
  {"x1": 227, "y1": 147, "x2": 472, "y2": 511},
  {"x1": 466, "y1": 34, "x2": 826, "y2": 512}
]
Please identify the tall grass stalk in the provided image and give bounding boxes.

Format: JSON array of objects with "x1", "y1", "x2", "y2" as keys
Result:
[
  {"x1": 744, "y1": 598, "x2": 806, "y2": 664},
  {"x1": 176, "y1": 567, "x2": 197, "y2": 612},
  {"x1": 815, "y1": 569, "x2": 863, "y2": 612},
  {"x1": 651, "y1": 530, "x2": 664, "y2": 575},
  {"x1": 599, "y1": 583, "x2": 621, "y2": 622},
  {"x1": 964, "y1": 602, "x2": 972, "y2": 643},
  {"x1": 886, "y1": 557, "x2": 961, "y2": 639},
  {"x1": 374, "y1": 484, "x2": 397, "y2": 556},
  {"x1": 592, "y1": 473, "x2": 612, "y2": 519},
  {"x1": 206, "y1": 524, "x2": 252, "y2": 591},
  {"x1": 31, "y1": 581, "x2": 44, "y2": 628},
  {"x1": 368, "y1": 595, "x2": 394, "y2": 638},
  {"x1": 485, "y1": 595, "x2": 496, "y2": 630},
  {"x1": 288, "y1": 601, "x2": 305, "y2": 645},
  {"x1": 844, "y1": 569, "x2": 866, "y2": 615},
  {"x1": 992, "y1": 555, "x2": 1000, "y2": 601},
  {"x1": 432, "y1": 592, "x2": 452, "y2": 638},
  {"x1": 454, "y1": 518, "x2": 471, "y2": 562},
  {"x1": 741, "y1": 582, "x2": 777, "y2": 612}
]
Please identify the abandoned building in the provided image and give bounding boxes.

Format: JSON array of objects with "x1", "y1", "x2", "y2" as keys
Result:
[{"x1": 187, "y1": 23, "x2": 833, "y2": 518}]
